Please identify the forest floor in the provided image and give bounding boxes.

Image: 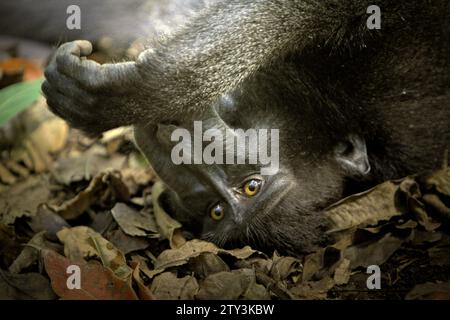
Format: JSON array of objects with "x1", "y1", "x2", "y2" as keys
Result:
[{"x1": 0, "y1": 37, "x2": 449, "y2": 300}]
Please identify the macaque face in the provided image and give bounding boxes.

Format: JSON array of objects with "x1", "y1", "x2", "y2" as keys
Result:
[
  {"x1": 157, "y1": 147, "x2": 356, "y2": 255},
  {"x1": 135, "y1": 102, "x2": 370, "y2": 256}
]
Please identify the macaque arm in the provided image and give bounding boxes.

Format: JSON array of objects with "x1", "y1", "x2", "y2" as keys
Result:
[
  {"x1": 43, "y1": 0, "x2": 374, "y2": 134},
  {"x1": 135, "y1": 0, "x2": 373, "y2": 119}
]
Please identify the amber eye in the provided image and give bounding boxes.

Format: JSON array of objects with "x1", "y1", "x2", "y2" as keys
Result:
[
  {"x1": 210, "y1": 204, "x2": 225, "y2": 221},
  {"x1": 243, "y1": 179, "x2": 262, "y2": 197}
]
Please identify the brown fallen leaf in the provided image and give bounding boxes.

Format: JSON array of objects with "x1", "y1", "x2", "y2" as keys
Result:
[
  {"x1": 2, "y1": 99, "x2": 68, "y2": 174},
  {"x1": 269, "y1": 254, "x2": 303, "y2": 283},
  {"x1": 151, "y1": 272, "x2": 199, "y2": 300},
  {"x1": 220, "y1": 246, "x2": 262, "y2": 260},
  {"x1": 423, "y1": 193, "x2": 450, "y2": 220},
  {"x1": 27, "y1": 205, "x2": 70, "y2": 241},
  {"x1": 301, "y1": 246, "x2": 341, "y2": 282},
  {"x1": 152, "y1": 240, "x2": 219, "y2": 274},
  {"x1": 111, "y1": 203, "x2": 159, "y2": 237},
  {"x1": 4, "y1": 160, "x2": 29, "y2": 178},
  {"x1": 400, "y1": 179, "x2": 442, "y2": 231},
  {"x1": 121, "y1": 167, "x2": 154, "y2": 196},
  {"x1": 107, "y1": 229, "x2": 151, "y2": 255},
  {"x1": 235, "y1": 257, "x2": 273, "y2": 275},
  {"x1": 428, "y1": 247, "x2": 450, "y2": 266},
  {"x1": 23, "y1": 138, "x2": 51, "y2": 173},
  {"x1": 43, "y1": 250, "x2": 138, "y2": 300},
  {"x1": 0, "y1": 162, "x2": 16, "y2": 184},
  {"x1": 29, "y1": 117, "x2": 69, "y2": 154},
  {"x1": 52, "y1": 144, "x2": 127, "y2": 185},
  {"x1": 57, "y1": 226, "x2": 132, "y2": 279},
  {"x1": 188, "y1": 252, "x2": 230, "y2": 279},
  {"x1": 343, "y1": 232, "x2": 410, "y2": 269},
  {"x1": 406, "y1": 282, "x2": 450, "y2": 300},
  {"x1": 0, "y1": 224, "x2": 24, "y2": 267},
  {"x1": 129, "y1": 261, "x2": 154, "y2": 300},
  {"x1": 152, "y1": 181, "x2": 184, "y2": 249},
  {"x1": 423, "y1": 167, "x2": 450, "y2": 196},
  {"x1": 325, "y1": 179, "x2": 406, "y2": 233},
  {"x1": 254, "y1": 271, "x2": 293, "y2": 300},
  {"x1": 291, "y1": 277, "x2": 335, "y2": 300},
  {"x1": 411, "y1": 229, "x2": 442, "y2": 246},
  {"x1": 0, "y1": 175, "x2": 52, "y2": 225},
  {"x1": 8, "y1": 231, "x2": 51, "y2": 274},
  {"x1": 53, "y1": 172, "x2": 129, "y2": 220},
  {"x1": 333, "y1": 258, "x2": 351, "y2": 286},
  {"x1": 89, "y1": 211, "x2": 115, "y2": 234},
  {"x1": 0, "y1": 269, "x2": 56, "y2": 300},
  {"x1": 129, "y1": 255, "x2": 154, "y2": 280},
  {"x1": 153, "y1": 240, "x2": 260, "y2": 276},
  {"x1": 196, "y1": 269, "x2": 268, "y2": 300}
]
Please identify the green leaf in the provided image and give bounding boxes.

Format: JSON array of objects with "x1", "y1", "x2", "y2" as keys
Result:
[{"x1": 0, "y1": 78, "x2": 44, "y2": 126}]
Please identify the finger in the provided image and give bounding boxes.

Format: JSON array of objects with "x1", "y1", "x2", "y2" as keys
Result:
[
  {"x1": 42, "y1": 80, "x2": 95, "y2": 125},
  {"x1": 55, "y1": 40, "x2": 107, "y2": 90},
  {"x1": 55, "y1": 40, "x2": 140, "y2": 92},
  {"x1": 44, "y1": 61, "x2": 97, "y2": 106}
]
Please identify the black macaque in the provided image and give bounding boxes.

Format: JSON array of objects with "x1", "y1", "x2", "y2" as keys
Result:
[{"x1": 5, "y1": 1, "x2": 450, "y2": 255}]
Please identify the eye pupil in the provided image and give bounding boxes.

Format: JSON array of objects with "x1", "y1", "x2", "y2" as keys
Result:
[
  {"x1": 210, "y1": 204, "x2": 224, "y2": 221},
  {"x1": 244, "y1": 179, "x2": 261, "y2": 196}
]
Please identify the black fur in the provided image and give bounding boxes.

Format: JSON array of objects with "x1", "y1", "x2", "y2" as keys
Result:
[{"x1": 3, "y1": 0, "x2": 449, "y2": 255}]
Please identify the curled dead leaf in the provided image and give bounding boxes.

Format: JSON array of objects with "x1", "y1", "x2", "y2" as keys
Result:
[
  {"x1": 57, "y1": 226, "x2": 132, "y2": 279},
  {"x1": 43, "y1": 250, "x2": 138, "y2": 300}
]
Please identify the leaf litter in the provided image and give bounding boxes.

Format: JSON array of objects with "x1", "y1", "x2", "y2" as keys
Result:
[{"x1": 1, "y1": 43, "x2": 450, "y2": 300}]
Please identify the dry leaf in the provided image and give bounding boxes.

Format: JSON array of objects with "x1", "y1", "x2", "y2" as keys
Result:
[
  {"x1": 111, "y1": 203, "x2": 158, "y2": 237},
  {"x1": 333, "y1": 258, "x2": 351, "y2": 285},
  {"x1": 27, "y1": 205, "x2": 70, "y2": 241},
  {"x1": 0, "y1": 224, "x2": 23, "y2": 267},
  {"x1": 0, "y1": 162, "x2": 16, "y2": 184},
  {"x1": 428, "y1": 247, "x2": 450, "y2": 266},
  {"x1": 0, "y1": 269, "x2": 56, "y2": 300},
  {"x1": 57, "y1": 226, "x2": 132, "y2": 279},
  {"x1": 151, "y1": 272, "x2": 199, "y2": 300},
  {"x1": 325, "y1": 180, "x2": 406, "y2": 233},
  {"x1": 29, "y1": 117, "x2": 69, "y2": 153},
  {"x1": 291, "y1": 277, "x2": 335, "y2": 300},
  {"x1": 8, "y1": 231, "x2": 47, "y2": 273},
  {"x1": 343, "y1": 232, "x2": 409, "y2": 269},
  {"x1": 52, "y1": 145, "x2": 127, "y2": 185},
  {"x1": 129, "y1": 261, "x2": 154, "y2": 300},
  {"x1": 154, "y1": 240, "x2": 219, "y2": 271},
  {"x1": 188, "y1": 252, "x2": 230, "y2": 279},
  {"x1": 0, "y1": 175, "x2": 52, "y2": 225},
  {"x1": 423, "y1": 167, "x2": 450, "y2": 196},
  {"x1": 152, "y1": 181, "x2": 183, "y2": 248},
  {"x1": 269, "y1": 256, "x2": 303, "y2": 283},
  {"x1": 406, "y1": 282, "x2": 450, "y2": 300},
  {"x1": 53, "y1": 172, "x2": 129, "y2": 220},
  {"x1": 107, "y1": 229, "x2": 151, "y2": 255},
  {"x1": 43, "y1": 250, "x2": 138, "y2": 300},
  {"x1": 196, "y1": 269, "x2": 266, "y2": 300}
]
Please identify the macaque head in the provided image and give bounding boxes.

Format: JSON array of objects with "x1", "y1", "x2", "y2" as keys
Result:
[
  {"x1": 134, "y1": 61, "x2": 372, "y2": 256},
  {"x1": 134, "y1": 102, "x2": 371, "y2": 256}
]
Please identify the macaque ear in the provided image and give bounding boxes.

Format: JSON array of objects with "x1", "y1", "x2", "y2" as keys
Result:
[{"x1": 334, "y1": 134, "x2": 371, "y2": 177}]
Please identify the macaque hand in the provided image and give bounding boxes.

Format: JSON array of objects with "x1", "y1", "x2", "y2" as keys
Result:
[{"x1": 42, "y1": 40, "x2": 141, "y2": 135}]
